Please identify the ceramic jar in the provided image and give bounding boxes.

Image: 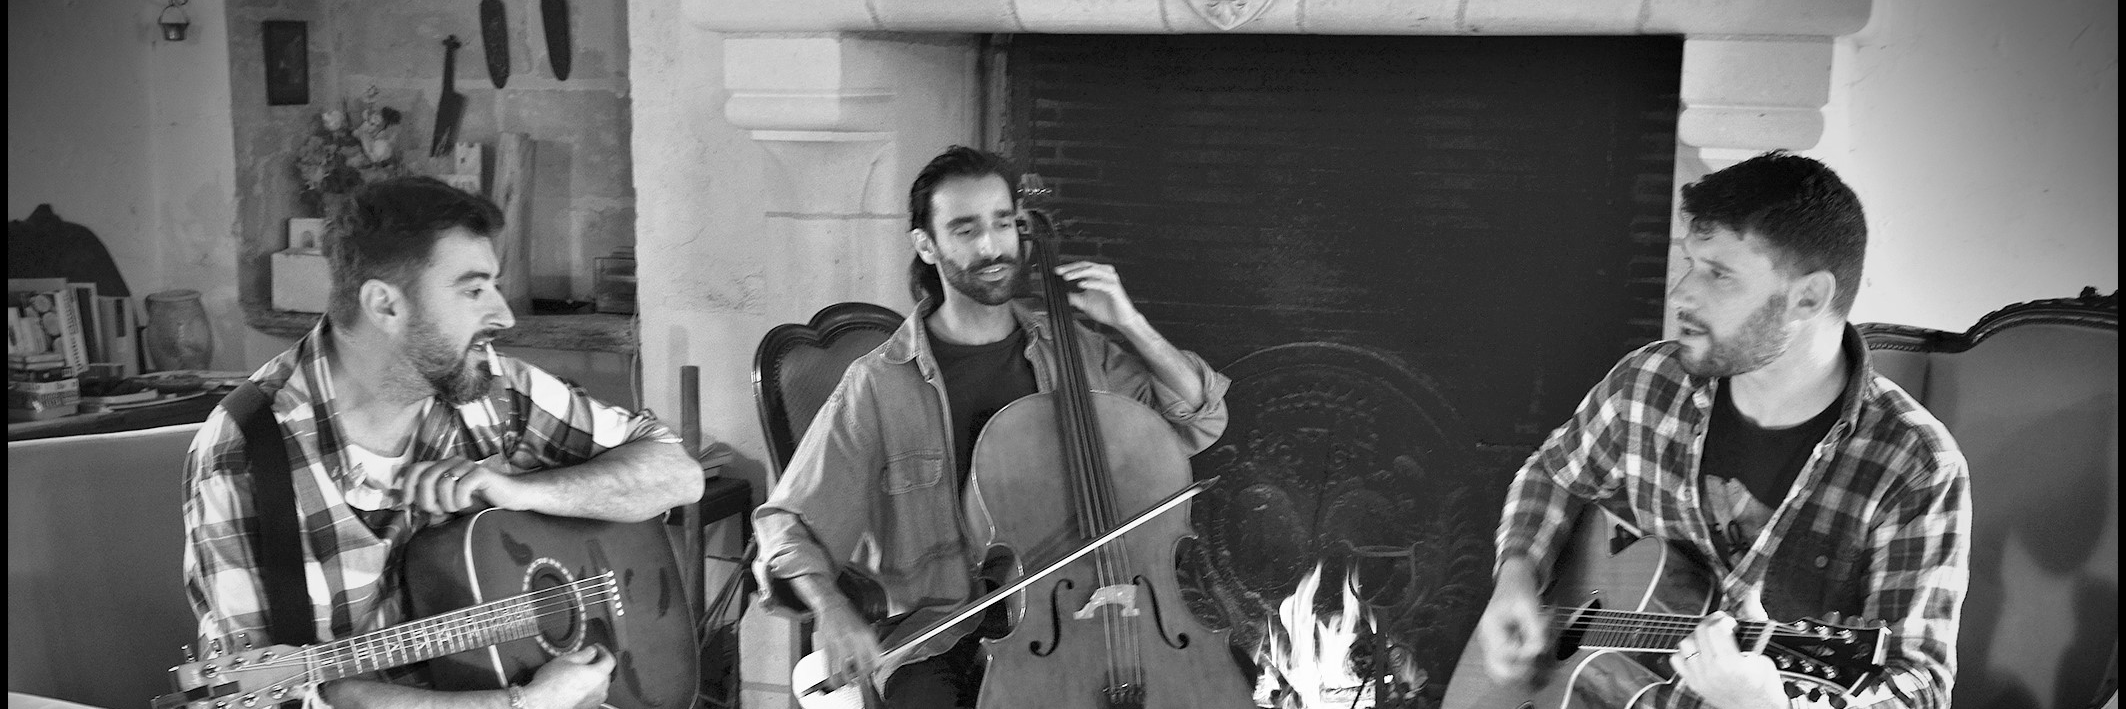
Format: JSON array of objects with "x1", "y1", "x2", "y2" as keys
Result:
[{"x1": 144, "y1": 289, "x2": 213, "y2": 371}]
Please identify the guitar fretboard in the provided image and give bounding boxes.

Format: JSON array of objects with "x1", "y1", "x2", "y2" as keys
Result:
[
  {"x1": 1559, "y1": 608, "x2": 1775, "y2": 653},
  {"x1": 308, "y1": 573, "x2": 616, "y2": 682}
]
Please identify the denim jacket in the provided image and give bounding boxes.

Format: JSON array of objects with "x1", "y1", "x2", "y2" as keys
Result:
[{"x1": 752, "y1": 299, "x2": 1230, "y2": 632}]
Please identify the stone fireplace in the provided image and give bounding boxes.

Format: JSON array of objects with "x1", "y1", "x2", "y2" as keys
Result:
[{"x1": 672, "y1": 0, "x2": 1872, "y2": 706}]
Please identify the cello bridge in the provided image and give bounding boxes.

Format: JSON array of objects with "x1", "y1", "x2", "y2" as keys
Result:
[{"x1": 1072, "y1": 584, "x2": 1142, "y2": 619}]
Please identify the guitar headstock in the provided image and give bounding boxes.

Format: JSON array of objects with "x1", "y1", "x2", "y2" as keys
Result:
[
  {"x1": 1764, "y1": 614, "x2": 1891, "y2": 697},
  {"x1": 153, "y1": 637, "x2": 312, "y2": 709}
]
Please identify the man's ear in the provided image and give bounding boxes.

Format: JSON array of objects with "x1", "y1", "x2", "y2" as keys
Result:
[
  {"x1": 357, "y1": 279, "x2": 409, "y2": 331},
  {"x1": 1790, "y1": 271, "x2": 1837, "y2": 320},
  {"x1": 909, "y1": 228, "x2": 940, "y2": 265}
]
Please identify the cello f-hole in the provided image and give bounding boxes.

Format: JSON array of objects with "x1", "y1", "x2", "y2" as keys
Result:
[
  {"x1": 1132, "y1": 575, "x2": 1191, "y2": 650},
  {"x1": 1029, "y1": 579, "x2": 1072, "y2": 657}
]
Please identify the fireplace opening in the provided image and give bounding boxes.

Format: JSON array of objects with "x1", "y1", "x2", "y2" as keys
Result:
[{"x1": 1000, "y1": 33, "x2": 1679, "y2": 705}]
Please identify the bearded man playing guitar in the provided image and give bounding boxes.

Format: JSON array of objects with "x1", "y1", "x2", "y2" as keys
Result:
[
  {"x1": 181, "y1": 177, "x2": 703, "y2": 709},
  {"x1": 751, "y1": 146, "x2": 1234, "y2": 708},
  {"x1": 1468, "y1": 152, "x2": 1970, "y2": 709}
]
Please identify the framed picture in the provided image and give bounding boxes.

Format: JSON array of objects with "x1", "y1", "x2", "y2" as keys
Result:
[{"x1": 263, "y1": 21, "x2": 309, "y2": 106}]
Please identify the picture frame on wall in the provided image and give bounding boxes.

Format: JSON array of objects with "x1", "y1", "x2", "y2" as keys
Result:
[{"x1": 263, "y1": 21, "x2": 309, "y2": 106}]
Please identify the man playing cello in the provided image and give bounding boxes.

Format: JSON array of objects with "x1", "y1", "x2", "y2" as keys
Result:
[{"x1": 751, "y1": 146, "x2": 1234, "y2": 707}]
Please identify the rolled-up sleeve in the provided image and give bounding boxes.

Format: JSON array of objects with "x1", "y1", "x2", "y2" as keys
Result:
[
  {"x1": 1496, "y1": 355, "x2": 1635, "y2": 583},
  {"x1": 751, "y1": 368, "x2": 888, "y2": 618},
  {"x1": 1094, "y1": 336, "x2": 1231, "y2": 455}
]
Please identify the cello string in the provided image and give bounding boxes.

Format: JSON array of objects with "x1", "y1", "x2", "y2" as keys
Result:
[{"x1": 1034, "y1": 230, "x2": 1127, "y2": 684}]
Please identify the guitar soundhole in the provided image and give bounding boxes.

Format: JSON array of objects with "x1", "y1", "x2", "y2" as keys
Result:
[
  {"x1": 1553, "y1": 599, "x2": 1601, "y2": 662},
  {"x1": 524, "y1": 559, "x2": 585, "y2": 657}
]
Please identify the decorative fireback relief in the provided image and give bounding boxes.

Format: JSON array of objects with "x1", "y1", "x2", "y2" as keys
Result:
[{"x1": 1181, "y1": 342, "x2": 1501, "y2": 699}]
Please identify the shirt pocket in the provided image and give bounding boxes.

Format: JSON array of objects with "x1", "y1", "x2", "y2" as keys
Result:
[
  {"x1": 881, "y1": 450, "x2": 946, "y2": 494},
  {"x1": 1765, "y1": 526, "x2": 1866, "y2": 620}
]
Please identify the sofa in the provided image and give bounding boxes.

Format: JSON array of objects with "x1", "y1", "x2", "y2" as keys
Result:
[
  {"x1": 1860, "y1": 289, "x2": 2118, "y2": 709},
  {"x1": 8, "y1": 422, "x2": 201, "y2": 709}
]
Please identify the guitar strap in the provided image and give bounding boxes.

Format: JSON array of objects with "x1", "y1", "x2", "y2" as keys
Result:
[{"x1": 222, "y1": 380, "x2": 317, "y2": 646}]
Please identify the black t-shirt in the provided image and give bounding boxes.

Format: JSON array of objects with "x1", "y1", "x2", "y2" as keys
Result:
[
  {"x1": 1699, "y1": 380, "x2": 1842, "y2": 564},
  {"x1": 928, "y1": 326, "x2": 1039, "y2": 488}
]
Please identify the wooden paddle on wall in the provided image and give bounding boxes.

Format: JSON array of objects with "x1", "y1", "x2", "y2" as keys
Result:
[
  {"x1": 429, "y1": 35, "x2": 466, "y2": 158},
  {"x1": 479, "y1": 0, "x2": 509, "y2": 88}
]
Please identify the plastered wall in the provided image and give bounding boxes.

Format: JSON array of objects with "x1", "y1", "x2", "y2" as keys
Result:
[{"x1": 1817, "y1": 0, "x2": 2118, "y2": 332}]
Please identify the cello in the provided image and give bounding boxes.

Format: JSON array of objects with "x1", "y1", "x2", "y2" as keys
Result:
[{"x1": 961, "y1": 205, "x2": 1254, "y2": 709}]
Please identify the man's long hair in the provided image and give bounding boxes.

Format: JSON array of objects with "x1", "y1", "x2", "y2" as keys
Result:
[
  {"x1": 324, "y1": 176, "x2": 504, "y2": 325},
  {"x1": 906, "y1": 146, "x2": 1019, "y2": 306},
  {"x1": 1679, "y1": 151, "x2": 1868, "y2": 315}
]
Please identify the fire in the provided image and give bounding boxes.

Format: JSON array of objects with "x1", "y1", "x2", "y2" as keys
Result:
[{"x1": 1254, "y1": 561, "x2": 1379, "y2": 708}]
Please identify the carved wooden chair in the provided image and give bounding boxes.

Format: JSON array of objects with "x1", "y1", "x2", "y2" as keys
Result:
[
  {"x1": 748, "y1": 301, "x2": 904, "y2": 671},
  {"x1": 1859, "y1": 289, "x2": 2118, "y2": 709},
  {"x1": 752, "y1": 302, "x2": 906, "y2": 484}
]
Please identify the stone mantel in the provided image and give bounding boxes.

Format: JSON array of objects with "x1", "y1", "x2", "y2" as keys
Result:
[
  {"x1": 693, "y1": 0, "x2": 1873, "y2": 342},
  {"x1": 685, "y1": 0, "x2": 1868, "y2": 36}
]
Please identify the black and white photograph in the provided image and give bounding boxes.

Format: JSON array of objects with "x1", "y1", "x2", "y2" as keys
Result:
[{"x1": 8, "y1": 1, "x2": 2116, "y2": 709}]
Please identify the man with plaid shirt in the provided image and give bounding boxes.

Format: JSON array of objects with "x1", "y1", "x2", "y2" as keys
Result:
[
  {"x1": 182, "y1": 177, "x2": 702, "y2": 709},
  {"x1": 1473, "y1": 153, "x2": 1969, "y2": 709}
]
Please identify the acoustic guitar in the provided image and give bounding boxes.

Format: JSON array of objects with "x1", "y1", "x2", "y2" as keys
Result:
[
  {"x1": 1444, "y1": 507, "x2": 1890, "y2": 709},
  {"x1": 153, "y1": 509, "x2": 697, "y2": 709}
]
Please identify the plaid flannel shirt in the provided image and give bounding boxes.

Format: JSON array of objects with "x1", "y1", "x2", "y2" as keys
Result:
[
  {"x1": 181, "y1": 318, "x2": 679, "y2": 690},
  {"x1": 1498, "y1": 327, "x2": 1969, "y2": 709}
]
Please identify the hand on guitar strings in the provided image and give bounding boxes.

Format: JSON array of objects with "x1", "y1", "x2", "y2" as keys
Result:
[
  {"x1": 1474, "y1": 556, "x2": 1549, "y2": 682},
  {"x1": 523, "y1": 643, "x2": 617, "y2": 709},
  {"x1": 1671, "y1": 591, "x2": 1787, "y2": 709},
  {"x1": 400, "y1": 455, "x2": 524, "y2": 515}
]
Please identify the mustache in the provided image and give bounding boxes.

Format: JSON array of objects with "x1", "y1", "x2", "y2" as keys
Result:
[
  {"x1": 1676, "y1": 313, "x2": 1709, "y2": 331},
  {"x1": 963, "y1": 255, "x2": 1021, "y2": 271}
]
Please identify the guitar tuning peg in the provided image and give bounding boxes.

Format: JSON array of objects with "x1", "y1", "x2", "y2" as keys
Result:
[
  {"x1": 1829, "y1": 695, "x2": 1849, "y2": 709},
  {"x1": 1807, "y1": 687, "x2": 1824, "y2": 701},
  {"x1": 1784, "y1": 680, "x2": 1805, "y2": 699},
  {"x1": 237, "y1": 631, "x2": 253, "y2": 649},
  {"x1": 209, "y1": 638, "x2": 223, "y2": 656},
  {"x1": 182, "y1": 643, "x2": 197, "y2": 662}
]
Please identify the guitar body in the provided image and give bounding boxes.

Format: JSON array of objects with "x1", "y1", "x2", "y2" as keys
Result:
[
  {"x1": 405, "y1": 509, "x2": 699, "y2": 709},
  {"x1": 1444, "y1": 508, "x2": 1711, "y2": 709}
]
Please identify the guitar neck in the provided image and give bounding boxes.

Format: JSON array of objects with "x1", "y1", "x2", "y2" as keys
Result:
[
  {"x1": 1559, "y1": 608, "x2": 1778, "y2": 653},
  {"x1": 308, "y1": 572, "x2": 610, "y2": 684}
]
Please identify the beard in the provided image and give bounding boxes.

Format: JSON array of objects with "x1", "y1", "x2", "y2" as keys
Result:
[
  {"x1": 938, "y1": 253, "x2": 1024, "y2": 306},
  {"x1": 1680, "y1": 293, "x2": 1792, "y2": 378},
  {"x1": 406, "y1": 311, "x2": 495, "y2": 406}
]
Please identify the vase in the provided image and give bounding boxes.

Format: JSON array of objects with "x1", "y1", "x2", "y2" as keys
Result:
[{"x1": 144, "y1": 289, "x2": 214, "y2": 371}]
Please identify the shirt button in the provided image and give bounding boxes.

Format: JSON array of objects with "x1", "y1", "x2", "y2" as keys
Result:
[{"x1": 1814, "y1": 555, "x2": 1830, "y2": 568}]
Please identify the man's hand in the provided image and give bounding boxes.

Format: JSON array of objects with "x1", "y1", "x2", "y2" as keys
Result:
[
  {"x1": 812, "y1": 595, "x2": 885, "y2": 692},
  {"x1": 401, "y1": 456, "x2": 534, "y2": 515},
  {"x1": 1672, "y1": 592, "x2": 1788, "y2": 709},
  {"x1": 521, "y1": 644, "x2": 616, "y2": 709},
  {"x1": 1055, "y1": 262, "x2": 1147, "y2": 332},
  {"x1": 1475, "y1": 556, "x2": 1549, "y2": 682}
]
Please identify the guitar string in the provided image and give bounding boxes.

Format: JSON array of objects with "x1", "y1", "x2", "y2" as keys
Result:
[
  {"x1": 210, "y1": 577, "x2": 616, "y2": 679},
  {"x1": 230, "y1": 587, "x2": 624, "y2": 701},
  {"x1": 1544, "y1": 609, "x2": 1865, "y2": 638},
  {"x1": 229, "y1": 583, "x2": 616, "y2": 672},
  {"x1": 224, "y1": 586, "x2": 620, "y2": 678}
]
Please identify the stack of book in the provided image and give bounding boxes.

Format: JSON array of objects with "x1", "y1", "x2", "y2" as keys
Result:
[{"x1": 9, "y1": 277, "x2": 143, "y2": 422}]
